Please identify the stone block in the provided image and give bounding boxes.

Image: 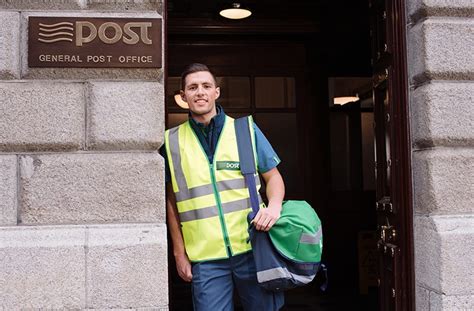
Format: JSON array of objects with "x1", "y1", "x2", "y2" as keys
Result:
[
  {"x1": 0, "y1": 82, "x2": 85, "y2": 152},
  {"x1": 0, "y1": 155, "x2": 17, "y2": 225},
  {"x1": 0, "y1": 0, "x2": 87, "y2": 9},
  {"x1": 414, "y1": 215, "x2": 474, "y2": 295},
  {"x1": 0, "y1": 11, "x2": 20, "y2": 79},
  {"x1": 415, "y1": 285, "x2": 430, "y2": 311},
  {"x1": 430, "y1": 293, "x2": 474, "y2": 310},
  {"x1": 408, "y1": 0, "x2": 474, "y2": 22},
  {"x1": 0, "y1": 224, "x2": 168, "y2": 309},
  {"x1": 20, "y1": 11, "x2": 163, "y2": 80},
  {"x1": 19, "y1": 153, "x2": 165, "y2": 225},
  {"x1": 85, "y1": 308, "x2": 168, "y2": 311},
  {"x1": 86, "y1": 224, "x2": 168, "y2": 309},
  {"x1": 411, "y1": 82, "x2": 474, "y2": 148},
  {"x1": 413, "y1": 148, "x2": 474, "y2": 214},
  {"x1": 87, "y1": 82, "x2": 164, "y2": 150},
  {"x1": 0, "y1": 226, "x2": 86, "y2": 309},
  {"x1": 87, "y1": 0, "x2": 163, "y2": 13},
  {"x1": 408, "y1": 19, "x2": 474, "y2": 84}
]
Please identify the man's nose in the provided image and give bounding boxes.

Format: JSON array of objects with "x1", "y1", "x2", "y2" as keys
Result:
[{"x1": 196, "y1": 85, "x2": 205, "y2": 95}]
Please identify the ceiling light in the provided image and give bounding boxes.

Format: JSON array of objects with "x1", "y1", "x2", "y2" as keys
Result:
[
  {"x1": 333, "y1": 96, "x2": 360, "y2": 105},
  {"x1": 219, "y1": 3, "x2": 252, "y2": 20},
  {"x1": 174, "y1": 92, "x2": 189, "y2": 109}
]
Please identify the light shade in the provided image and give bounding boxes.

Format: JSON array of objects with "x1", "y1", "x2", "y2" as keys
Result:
[
  {"x1": 328, "y1": 77, "x2": 371, "y2": 107},
  {"x1": 219, "y1": 3, "x2": 252, "y2": 20},
  {"x1": 174, "y1": 93, "x2": 189, "y2": 109},
  {"x1": 334, "y1": 96, "x2": 359, "y2": 105}
]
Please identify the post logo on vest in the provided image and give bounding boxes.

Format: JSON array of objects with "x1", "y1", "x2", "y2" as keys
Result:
[
  {"x1": 37, "y1": 21, "x2": 153, "y2": 46},
  {"x1": 216, "y1": 161, "x2": 241, "y2": 171}
]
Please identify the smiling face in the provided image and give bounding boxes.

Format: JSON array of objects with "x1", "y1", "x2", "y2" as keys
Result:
[{"x1": 181, "y1": 71, "x2": 220, "y2": 123}]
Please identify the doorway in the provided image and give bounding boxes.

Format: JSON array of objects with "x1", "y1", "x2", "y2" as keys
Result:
[{"x1": 165, "y1": 0, "x2": 414, "y2": 310}]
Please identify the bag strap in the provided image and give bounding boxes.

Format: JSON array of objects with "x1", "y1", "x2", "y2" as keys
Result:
[{"x1": 235, "y1": 116, "x2": 260, "y2": 219}]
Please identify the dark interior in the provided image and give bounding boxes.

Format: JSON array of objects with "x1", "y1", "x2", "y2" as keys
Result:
[{"x1": 166, "y1": 1, "x2": 378, "y2": 309}]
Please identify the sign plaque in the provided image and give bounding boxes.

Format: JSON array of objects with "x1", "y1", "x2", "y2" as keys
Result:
[{"x1": 28, "y1": 17, "x2": 162, "y2": 68}]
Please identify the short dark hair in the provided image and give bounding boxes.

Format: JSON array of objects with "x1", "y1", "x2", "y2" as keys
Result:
[{"x1": 180, "y1": 63, "x2": 218, "y2": 90}]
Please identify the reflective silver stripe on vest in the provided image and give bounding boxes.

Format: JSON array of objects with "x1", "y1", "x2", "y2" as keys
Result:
[
  {"x1": 179, "y1": 196, "x2": 263, "y2": 223},
  {"x1": 168, "y1": 126, "x2": 262, "y2": 202},
  {"x1": 168, "y1": 126, "x2": 191, "y2": 200},
  {"x1": 300, "y1": 228, "x2": 323, "y2": 244},
  {"x1": 179, "y1": 205, "x2": 219, "y2": 222},
  {"x1": 222, "y1": 196, "x2": 263, "y2": 214},
  {"x1": 176, "y1": 183, "x2": 212, "y2": 202},
  {"x1": 175, "y1": 175, "x2": 261, "y2": 203},
  {"x1": 256, "y1": 267, "x2": 315, "y2": 284},
  {"x1": 218, "y1": 177, "x2": 261, "y2": 193}
]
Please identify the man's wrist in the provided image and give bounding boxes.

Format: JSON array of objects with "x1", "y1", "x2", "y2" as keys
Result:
[
  {"x1": 267, "y1": 201, "x2": 283, "y2": 211},
  {"x1": 173, "y1": 249, "x2": 187, "y2": 258}
]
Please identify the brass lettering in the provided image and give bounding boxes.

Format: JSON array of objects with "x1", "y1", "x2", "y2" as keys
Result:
[
  {"x1": 75, "y1": 21, "x2": 153, "y2": 46},
  {"x1": 37, "y1": 54, "x2": 83, "y2": 62},
  {"x1": 76, "y1": 21, "x2": 97, "y2": 47},
  {"x1": 98, "y1": 22, "x2": 122, "y2": 44},
  {"x1": 121, "y1": 22, "x2": 153, "y2": 45},
  {"x1": 123, "y1": 23, "x2": 140, "y2": 45},
  {"x1": 139, "y1": 22, "x2": 152, "y2": 44},
  {"x1": 118, "y1": 55, "x2": 153, "y2": 63}
]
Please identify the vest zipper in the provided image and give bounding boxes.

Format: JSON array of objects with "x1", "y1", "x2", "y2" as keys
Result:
[
  {"x1": 188, "y1": 118, "x2": 233, "y2": 258},
  {"x1": 209, "y1": 163, "x2": 232, "y2": 257}
]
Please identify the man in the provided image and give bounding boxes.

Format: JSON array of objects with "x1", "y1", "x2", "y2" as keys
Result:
[{"x1": 163, "y1": 63, "x2": 285, "y2": 310}]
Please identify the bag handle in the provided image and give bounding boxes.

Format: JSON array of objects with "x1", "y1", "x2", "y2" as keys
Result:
[{"x1": 235, "y1": 116, "x2": 260, "y2": 219}]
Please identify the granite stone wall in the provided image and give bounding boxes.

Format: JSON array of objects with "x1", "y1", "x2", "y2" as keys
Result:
[
  {"x1": 407, "y1": 0, "x2": 474, "y2": 309},
  {"x1": 0, "y1": 1, "x2": 167, "y2": 309}
]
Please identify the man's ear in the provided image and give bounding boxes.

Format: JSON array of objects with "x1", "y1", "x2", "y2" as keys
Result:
[
  {"x1": 180, "y1": 90, "x2": 187, "y2": 102},
  {"x1": 215, "y1": 86, "x2": 221, "y2": 100}
]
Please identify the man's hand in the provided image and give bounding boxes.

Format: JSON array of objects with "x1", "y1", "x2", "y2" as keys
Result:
[
  {"x1": 175, "y1": 253, "x2": 192, "y2": 282},
  {"x1": 253, "y1": 202, "x2": 282, "y2": 231},
  {"x1": 255, "y1": 167, "x2": 285, "y2": 231}
]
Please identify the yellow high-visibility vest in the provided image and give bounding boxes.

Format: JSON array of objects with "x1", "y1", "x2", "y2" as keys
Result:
[{"x1": 165, "y1": 115, "x2": 264, "y2": 262}]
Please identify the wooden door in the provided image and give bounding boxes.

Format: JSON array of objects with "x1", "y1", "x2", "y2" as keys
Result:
[{"x1": 370, "y1": 0, "x2": 415, "y2": 310}]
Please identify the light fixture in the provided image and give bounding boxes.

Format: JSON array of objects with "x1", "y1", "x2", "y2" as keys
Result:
[
  {"x1": 329, "y1": 77, "x2": 371, "y2": 106},
  {"x1": 174, "y1": 91, "x2": 189, "y2": 109},
  {"x1": 219, "y1": 3, "x2": 252, "y2": 20},
  {"x1": 334, "y1": 95, "x2": 360, "y2": 105}
]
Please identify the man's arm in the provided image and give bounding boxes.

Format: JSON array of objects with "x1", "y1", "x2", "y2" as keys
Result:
[
  {"x1": 253, "y1": 167, "x2": 285, "y2": 231},
  {"x1": 166, "y1": 183, "x2": 193, "y2": 282}
]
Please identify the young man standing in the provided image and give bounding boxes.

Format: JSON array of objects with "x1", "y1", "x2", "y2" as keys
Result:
[{"x1": 163, "y1": 63, "x2": 285, "y2": 310}]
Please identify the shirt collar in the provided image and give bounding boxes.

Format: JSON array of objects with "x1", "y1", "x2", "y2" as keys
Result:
[{"x1": 189, "y1": 104, "x2": 225, "y2": 130}]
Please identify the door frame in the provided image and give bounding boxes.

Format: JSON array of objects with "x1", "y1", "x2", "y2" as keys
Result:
[
  {"x1": 163, "y1": 0, "x2": 415, "y2": 309},
  {"x1": 390, "y1": 0, "x2": 415, "y2": 309},
  {"x1": 371, "y1": 0, "x2": 415, "y2": 309}
]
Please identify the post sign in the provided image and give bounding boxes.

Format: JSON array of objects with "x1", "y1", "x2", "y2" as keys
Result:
[{"x1": 28, "y1": 17, "x2": 162, "y2": 68}]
